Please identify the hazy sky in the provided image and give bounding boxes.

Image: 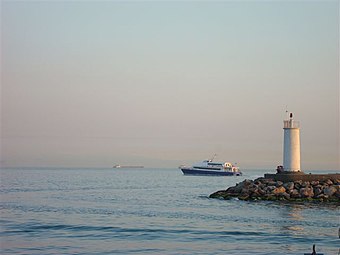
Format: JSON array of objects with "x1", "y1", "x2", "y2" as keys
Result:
[{"x1": 1, "y1": 0, "x2": 339, "y2": 169}]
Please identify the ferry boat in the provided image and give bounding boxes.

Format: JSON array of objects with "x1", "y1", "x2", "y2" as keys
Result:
[{"x1": 180, "y1": 158, "x2": 242, "y2": 176}]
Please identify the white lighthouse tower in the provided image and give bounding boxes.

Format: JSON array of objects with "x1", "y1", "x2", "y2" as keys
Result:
[{"x1": 283, "y1": 112, "x2": 301, "y2": 172}]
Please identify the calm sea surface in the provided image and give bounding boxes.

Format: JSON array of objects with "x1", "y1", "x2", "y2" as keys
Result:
[{"x1": 0, "y1": 168, "x2": 339, "y2": 255}]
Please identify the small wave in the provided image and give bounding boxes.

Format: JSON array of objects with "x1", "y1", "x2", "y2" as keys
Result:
[{"x1": 3, "y1": 222, "x2": 272, "y2": 239}]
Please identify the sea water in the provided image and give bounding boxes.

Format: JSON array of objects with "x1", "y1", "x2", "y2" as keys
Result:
[{"x1": 0, "y1": 168, "x2": 339, "y2": 255}]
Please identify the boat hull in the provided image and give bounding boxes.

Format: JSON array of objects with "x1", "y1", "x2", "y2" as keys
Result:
[{"x1": 181, "y1": 168, "x2": 242, "y2": 176}]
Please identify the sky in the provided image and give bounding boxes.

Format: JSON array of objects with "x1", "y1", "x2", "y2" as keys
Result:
[{"x1": 1, "y1": 0, "x2": 339, "y2": 170}]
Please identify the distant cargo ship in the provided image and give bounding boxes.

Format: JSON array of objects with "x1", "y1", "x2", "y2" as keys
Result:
[{"x1": 113, "y1": 165, "x2": 144, "y2": 169}]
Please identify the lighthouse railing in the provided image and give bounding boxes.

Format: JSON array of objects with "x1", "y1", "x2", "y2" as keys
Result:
[{"x1": 283, "y1": 120, "x2": 300, "y2": 128}]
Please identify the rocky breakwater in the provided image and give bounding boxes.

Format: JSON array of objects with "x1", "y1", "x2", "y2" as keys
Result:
[{"x1": 209, "y1": 177, "x2": 340, "y2": 203}]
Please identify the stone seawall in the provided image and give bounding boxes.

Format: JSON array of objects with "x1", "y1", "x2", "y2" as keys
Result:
[
  {"x1": 209, "y1": 177, "x2": 340, "y2": 203},
  {"x1": 264, "y1": 173, "x2": 340, "y2": 182}
]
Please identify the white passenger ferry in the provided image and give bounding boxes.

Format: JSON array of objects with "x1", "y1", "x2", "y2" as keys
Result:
[{"x1": 180, "y1": 156, "x2": 242, "y2": 176}]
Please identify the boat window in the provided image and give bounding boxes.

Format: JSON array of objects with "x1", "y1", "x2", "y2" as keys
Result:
[{"x1": 208, "y1": 163, "x2": 222, "y2": 166}]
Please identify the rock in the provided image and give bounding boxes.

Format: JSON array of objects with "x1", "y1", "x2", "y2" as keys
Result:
[
  {"x1": 324, "y1": 186, "x2": 337, "y2": 197},
  {"x1": 273, "y1": 186, "x2": 286, "y2": 195},
  {"x1": 267, "y1": 181, "x2": 277, "y2": 186},
  {"x1": 258, "y1": 188, "x2": 266, "y2": 196},
  {"x1": 279, "y1": 192, "x2": 290, "y2": 200},
  {"x1": 316, "y1": 194, "x2": 328, "y2": 200},
  {"x1": 294, "y1": 180, "x2": 302, "y2": 189},
  {"x1": 226, "y1": 186, "x2": 237, "y2": 194},
  {"x1": 314, "y1": 184, "x2": 323, "y2": 189},
  {"x1": 234, "y1": 179, "x2": 252, "y2": 193},
  {"x1": 334, "y1": 191, "x2": 340, "y2": 198},
  {"x1": 321, "y1": 179, "x2": 333, "y2": 186},
  {"x1": 301, "y1": 181, "x2": 310, "y2": 188},
  {"x1": 248, "y1": 186, "x2": 258, "y2": 195},
  {"x1": 244, "y1": 179, "x2": 253, "y2": 185},
  {"x1": 263, "y1": 194, "x2": 277, "y2": 201},
  {"x1": 276, "y1": 181, "x2": 283, "y2": 187},
  {"x1": 241, "y1": 187, "x2": 250, "y2": 195},
  {"x1": 283, "y1": 182, "x2": 294, "y2": 191},
  {"x1": 311, "y1": 181, "x2": 319, "y2": 186},
  {"x1": 258, "y1": 183, "x2": 266, "y2": 190},
  {"x1": 209, "y1": 190, "x2": 227, "y2": 199},
  {"x1": 295, "y1": 180, "x2": 303, "y2": 185},
  {"x1": 266, "y1": 185, "x2": 276, "y2": 192},
  {"x1": 289, "y1": 189, "x2": 300, "y2": 198},
  {"x1": 300, "y1": 187, "x2": 314, "y2": 198},
  {"x1": 326, "y1": 179, "x2": 334, "y2": 185},
  {"x1": 233, "y1": 183, "x2": 243, "y2": 193},
  {"x1": 254, "y1": 179, "x2": 262, "y2": 185},
  {"x1": 313, "y1": 187, "x2": 322, "y2": 197}
]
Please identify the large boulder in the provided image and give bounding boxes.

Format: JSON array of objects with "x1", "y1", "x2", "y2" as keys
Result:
[
  {"x1": 280, "y1": 192, "x2": 291, "y2": 200},
  {"x1": 289, "y1": 189, "x2": 301, "y2": 198},
  {"x1": 265, "y1": 186, "x2": 276, "y2": 195},
  {"x1": 283, "y1": 182, "x2": 294, "y2": 191},
  {"x1": 301, "y1": 181, "x2": 310, "y2": 188},
  {"x1": 311, "y1": 181, "x2": 319, "y2": 186},
  {"x1": 300, "y1": 187, "x2": 314, "y2": 198},
  {"x1": 335, "y1": 191, "x2": 340, "y2": 198},
  {"x1": 313, "y1": 187, "x2": 323, "y2": 197},
  {"x1": 273, "y1": 186, "x2": 286, "y2": 195},
  {"x1": 321, "y1": 179, "x2": 333, "y2": 186},
  {"x1": 275, "y1": 181, "x2": 283, "y2": 187},
  {"x1": 324, "y1": 186, "x2": 337, "y2": 197},
  {"x1": 234, "y1": 179, "x2": 252, "y2": 193}
]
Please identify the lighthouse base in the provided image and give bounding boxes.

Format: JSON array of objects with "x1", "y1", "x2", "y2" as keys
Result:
[{"x1": 264, "y1": 172, "x2": 340, "y2": 183}]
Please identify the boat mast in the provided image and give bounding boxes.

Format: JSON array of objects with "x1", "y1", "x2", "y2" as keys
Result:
[{"x1": 210, "y1": 154, "x2": 217, "y2": 162}]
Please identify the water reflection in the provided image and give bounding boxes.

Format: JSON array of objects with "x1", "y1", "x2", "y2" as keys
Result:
[{"x1": 279, "y1": 204, "x2": 304, "y2": 233}]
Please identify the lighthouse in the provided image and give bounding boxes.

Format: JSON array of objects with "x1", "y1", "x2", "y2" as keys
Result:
[
  {"x1": 283, "y1": 112, "x2": 301, "y2": 172},
  {"x1": 264, "y1": 112, "x2": 339, "y2": 182}
]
